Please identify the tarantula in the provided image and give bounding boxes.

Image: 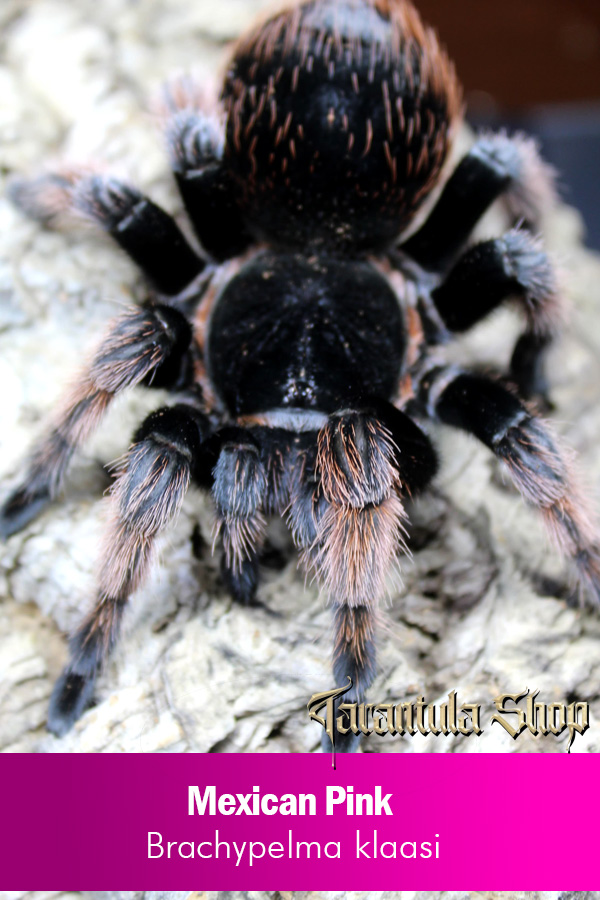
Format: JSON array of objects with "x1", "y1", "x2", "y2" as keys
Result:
[{"x1": 2, "y1": 0, "x2": 599, "y2": 745}]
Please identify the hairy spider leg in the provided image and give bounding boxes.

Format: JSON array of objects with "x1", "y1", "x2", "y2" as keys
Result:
[
  {"x1": 430, "y1": 228, "x2": 564, "y2": 401},
  {"x1": 163, "y1": 100, "x2": 252, "y2": 262},
  {"x1": 210, "y1": 426, "x2": 269, "y2": 605},
  {"x1": 9, "y1": 173, "x2": 204, "y2": 295},
  {"x1": 47, "y1": 403, "x2": 210, "y2": 736},
  {"x1": 288, "y1": 404, "x2": 438, "y2": 751},
  {"x1": 0, "y1": 305, "x2": 193, "y2": 538},
  {"x1": 402, "y1": 132, "x2": 557, "y2": 271},
  {"x1": 422, "y1": 370, "x2": 600, "y2": 605}
]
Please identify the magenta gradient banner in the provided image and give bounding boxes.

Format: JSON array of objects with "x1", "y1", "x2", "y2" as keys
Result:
[{"x1": 1, "y1": 752, "x2": 596, "y2": 888}]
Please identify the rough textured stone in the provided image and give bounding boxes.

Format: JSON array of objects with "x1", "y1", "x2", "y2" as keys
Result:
[{"x1": 2, "y1": 0, "x2": 600, "y2": 756}]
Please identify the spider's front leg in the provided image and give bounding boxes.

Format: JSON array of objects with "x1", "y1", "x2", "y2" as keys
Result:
[
  {"x1": 289, "y1": 403, "x2": 438, "y2": 752},
  {"x1": 0, "y1": 303, "x2": 193, "y2": 538},
  {"x1": 48, "y1": 403, "x2": 210, "y2": 735},
  {"x1": 421, "y1": 368, "x2": 600, "y2": 605},
  {"x1": 402, "y1": 131, "x2": 557, "y2": 270},
  {"x1": 208, "y1": 425, "x2": 293, "y2": 606},
  {"x1": 210, "y1": 426, "x2": 268, "y2": 605}
]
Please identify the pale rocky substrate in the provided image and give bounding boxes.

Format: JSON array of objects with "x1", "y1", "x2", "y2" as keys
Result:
[{"x1": 2, "y1": 0, "x2": 600, "y2": 755}]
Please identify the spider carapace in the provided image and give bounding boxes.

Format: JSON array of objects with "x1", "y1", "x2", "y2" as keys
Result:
[{"x1": 3, "y1": 0, "x2": 599, "y2": 747}]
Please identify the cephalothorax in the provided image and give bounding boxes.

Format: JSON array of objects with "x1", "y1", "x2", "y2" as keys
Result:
[{"x1": 2, "y1": 0, "x2": 598, "y2": 746}]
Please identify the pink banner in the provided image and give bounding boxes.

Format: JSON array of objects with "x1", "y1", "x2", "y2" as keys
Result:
[{"x1": 0, "y1": 753, "x2": 595, "y2": 888}]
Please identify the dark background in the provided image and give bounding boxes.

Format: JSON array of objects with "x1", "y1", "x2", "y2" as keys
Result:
[{"x1": 419, "y1": 0, "x2": 600, "y2": 248}]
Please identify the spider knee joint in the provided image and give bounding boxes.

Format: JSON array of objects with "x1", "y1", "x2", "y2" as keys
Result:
[
  {"x1": 90, "y1": 305, "x2": 192, "y2": 394},
  {"x1": 167, "y1": 110, "x2": 225, "y2": 174},
  {"x1": 118, "y1": 405, "x2": 208, "y2": 535}
]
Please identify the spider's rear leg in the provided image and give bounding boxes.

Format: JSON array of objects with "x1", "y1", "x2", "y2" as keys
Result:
[
  {"x1": 10, "y1": 172, "x2": 204, "y2": 295},
  {"x1": 48, "y1": 403, "x2": 210, "y2": 736},
  {"x1": 402, "y1": 132, "x2": 557, "y2": 270},
  {"x1": 164, "y1": 105, "x2": 251, "y2": 262},
  {"x1": 0, "y1": 304, "x2": 193, "y2": 539},
  {"x1": 422, "y1": 369, "x2": 600, "y2": 606},
  {"x1": 430, "y1": 229, "x2": 564, "y2": 404},
  {"x1": 289, "y1": 405, "x2": 437, "y2": 752}
]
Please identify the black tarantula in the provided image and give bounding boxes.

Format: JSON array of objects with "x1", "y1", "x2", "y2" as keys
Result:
[{"x1": 2, "y1": 0, "x2": 599, "y2": 745}]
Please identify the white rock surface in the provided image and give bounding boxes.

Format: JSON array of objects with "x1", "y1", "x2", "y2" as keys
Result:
[{"x1": 2, "y1": 0, "x2": 600, "y2": 755}]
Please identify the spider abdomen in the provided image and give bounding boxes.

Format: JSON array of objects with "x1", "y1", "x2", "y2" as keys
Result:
[
  {"x1": 7, "y1": 0, "x2": 592, "y2": 750},
  {"x1": 206, "y1": 251, "x2": 405, "y2": 415},
  {"x1": 222, "y1": 0, "x2": 462, "y2": 253}
]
